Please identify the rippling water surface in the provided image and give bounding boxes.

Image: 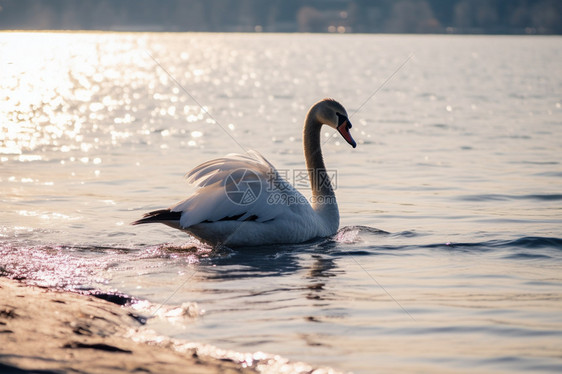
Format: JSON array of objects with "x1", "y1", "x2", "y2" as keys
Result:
[{"x1": 1, "y1": 32, "x2": 561, "y2": 373}]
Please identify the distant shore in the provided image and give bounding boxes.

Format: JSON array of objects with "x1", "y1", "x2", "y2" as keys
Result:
[
  {"x1": 0, "y1": 277, "x2": 339, "y2": 374},
  {"x1": 1, "y1": 0, "x2": 560, "y2": 35}
]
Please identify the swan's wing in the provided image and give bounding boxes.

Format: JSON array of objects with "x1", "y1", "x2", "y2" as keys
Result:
[
  {"x1": 185, "y1": 150, "x2": 273, "y2": 187},
  {"x1": 172, "y1": 150, "x2": 313, "y2": 228}
]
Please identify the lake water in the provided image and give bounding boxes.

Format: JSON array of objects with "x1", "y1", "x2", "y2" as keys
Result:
[{"x1": 1, "y1": 32, "x2": 562, "y2": 373}]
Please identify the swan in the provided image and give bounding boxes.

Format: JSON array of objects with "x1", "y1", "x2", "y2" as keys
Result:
[{"x1": 133, "y1": 98, "x2": 357, "y2": 247}]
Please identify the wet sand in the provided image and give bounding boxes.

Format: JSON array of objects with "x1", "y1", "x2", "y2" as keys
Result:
[{"x1": 0, "y1": 277, "x2": 340, "y2": 374}]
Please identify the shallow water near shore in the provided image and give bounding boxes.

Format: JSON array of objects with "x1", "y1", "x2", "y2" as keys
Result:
[{"x1": 1, "y1": 32, "x2": 562, "y2": 373}]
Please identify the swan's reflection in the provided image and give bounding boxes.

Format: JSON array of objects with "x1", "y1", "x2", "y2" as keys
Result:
[
  {"x1": 200, "y1": 244, "x2": 303, "y2": 280},
  {"x1": 198, "y1": 237, "x2": 344, "y2": 280},
  {"x1": 305, "y1": 254, "x2": 338, "y2": 301}
]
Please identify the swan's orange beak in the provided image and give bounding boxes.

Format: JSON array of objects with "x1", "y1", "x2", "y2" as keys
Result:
[{"x1": 337, "y1": 114, "x2": 357, "y2": 148}]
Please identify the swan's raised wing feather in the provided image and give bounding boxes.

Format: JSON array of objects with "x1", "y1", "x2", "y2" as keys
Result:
[
  {"x1": 171, "y1": 150, "x2": 313, "y2": 228},
  {"x1": 185, "y1": 150, "x2": 273, "y2": 187}
]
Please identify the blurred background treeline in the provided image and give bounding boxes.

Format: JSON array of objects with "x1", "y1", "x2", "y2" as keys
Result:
[{"x1": 0, "y1": 0, "x2": 560, "y2": 34}]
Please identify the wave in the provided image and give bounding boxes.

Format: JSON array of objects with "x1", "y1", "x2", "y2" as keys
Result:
[
  {"x1": 458, "y1": 193, "x2": 562, "y2": 202},
  {"x1": 503, "y1": 236, "x2": 562, "y2": 249},
  {"x1": 0, "y1": 241, "x2": 215, "y2": 291},
  {"x1": 330, "y1": 230, "x2": 562, "y2": 260},
  {"x1": 1, "y1": 231, "x2": 560, "y2": 293},
  {"x1": 421, "y1": 236, "x2": 562, "y2": 251},
  {"x1": 338, "y1": 225, "x2": 560, "y2": 248}
]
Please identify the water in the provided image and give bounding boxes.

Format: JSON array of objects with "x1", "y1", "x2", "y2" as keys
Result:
[{"x1": 1, "y1": 32, "x2": 562, "y2": 373}]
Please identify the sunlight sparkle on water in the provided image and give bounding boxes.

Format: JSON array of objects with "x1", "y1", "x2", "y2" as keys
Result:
[{"x1": 1, "y1": 32, "x2": 561, "y2": 374}]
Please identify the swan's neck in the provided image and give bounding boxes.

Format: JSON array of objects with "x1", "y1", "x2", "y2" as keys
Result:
[{"x1": 303, "y1": 107, "x2": 339, "y2": 232}]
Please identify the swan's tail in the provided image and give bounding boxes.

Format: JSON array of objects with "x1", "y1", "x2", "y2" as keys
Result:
[{"x1": 131, "y1": 209, "x2": 182, "y2": 225}]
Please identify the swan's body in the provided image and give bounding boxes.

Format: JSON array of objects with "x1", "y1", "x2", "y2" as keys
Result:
[{"x1": 133, "y1": 99, "x2": 356, "y2": 247}]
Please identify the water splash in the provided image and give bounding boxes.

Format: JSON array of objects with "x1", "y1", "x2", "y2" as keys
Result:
[
  {"x1": 0, "y1": 239, "x2": 215, "y2": 291},
  {"x1": 335, "y1": 225, "x2": 389, "y2": 244}
]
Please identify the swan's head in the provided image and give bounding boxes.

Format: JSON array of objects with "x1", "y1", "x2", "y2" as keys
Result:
[{"x1": 316, "y1": 98, "x2": 357, "y2": 148}]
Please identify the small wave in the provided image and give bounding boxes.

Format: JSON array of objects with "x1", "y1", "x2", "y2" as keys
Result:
[
  {"x1": 503, "y1": 236, "x2": 562, "y2": 250},
  {"x1": 0, "y1": 240, "x2": 215, "y2": 292},
  {"x1": 503, "y1": 252, "x2": 552, "y2": 260},
  {"x1": 424, "y1": 236, "x2": 562, "y2": 260},
  {"x1": 334, "y1": 225, "x2": 389, "y2": 245},
  {"x1": 131, "y1": 329, "x2": 344, "y2": 374},
  {"x1": 458, "y1": 193, "x2": 562, "y2": 202},
  {"x1": 515, "y1": 160, "x2": 559, "y2": 165},
  {"x1": 338, "y1": 225, "x2": 389, "y2": 236},
  {"x1": 337, "y1": 250, "x2": 373, "y2": 256},
  {"x1": 139, "y1": 241, "x2": 215, "y2": 262},
  {"x1": 131, "y1": 299, "x2": 203, "y2": 322},
  {"x1": 533, "y1": 171, "x2": 562, "y2": 177},
  {"x1": 350, "y1": 236, "x2": 562, "y2": 258},
  {"x1": 391, "y1": 230, "x2": 426, "y2": 238},
  {"x1": 0, "y1": 244, "x2": 112, "y2": 290}
]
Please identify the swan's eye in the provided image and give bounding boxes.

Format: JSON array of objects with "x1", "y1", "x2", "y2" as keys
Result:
[{"x1": 336, "y1": 113, "x2": 348, "y2": 128}]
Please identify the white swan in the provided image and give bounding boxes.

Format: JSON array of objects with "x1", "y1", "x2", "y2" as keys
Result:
[{"x1": 133, "y1": 98, "x2": 357, "y2": 247}]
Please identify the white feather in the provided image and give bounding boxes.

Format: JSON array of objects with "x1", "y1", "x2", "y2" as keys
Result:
[{"x1": 168, "y1": 150, "x2": 330, "y2": 246}]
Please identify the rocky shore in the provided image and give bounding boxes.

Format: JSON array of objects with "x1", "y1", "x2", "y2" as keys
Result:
[{"x1": 0, "y1": 277, "x2": 340, "y2": 374}]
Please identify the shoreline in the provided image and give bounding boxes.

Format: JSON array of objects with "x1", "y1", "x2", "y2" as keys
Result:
[{"x1": 0, "y1": 277, "x2": 341, "y2": 374}]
